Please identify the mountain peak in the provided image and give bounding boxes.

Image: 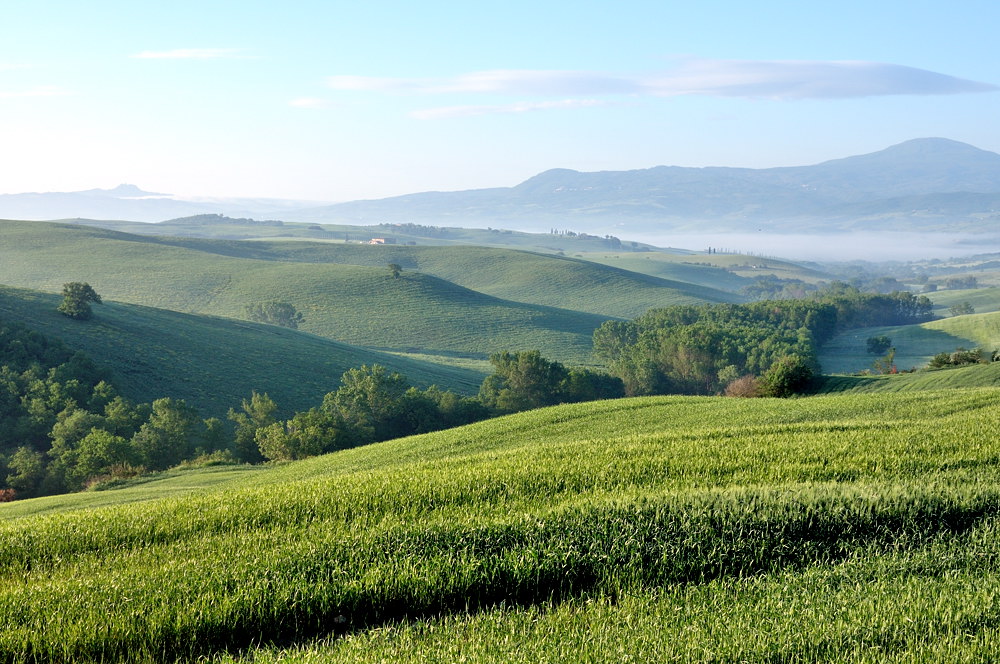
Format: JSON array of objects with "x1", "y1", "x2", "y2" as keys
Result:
[{"x1": 83, "y1": 184, "x2": 171, "y2": 198}]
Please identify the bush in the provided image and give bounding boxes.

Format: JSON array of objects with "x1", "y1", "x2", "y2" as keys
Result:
[{"x1": 723, "y1": 375, "x2": 762, "y2": 398}]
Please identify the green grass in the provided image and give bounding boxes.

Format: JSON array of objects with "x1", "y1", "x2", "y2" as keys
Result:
[
  {"x1": 203, "y1": 242, "x2": 739, "y2": 318},
  {"x1": 577, "y1": 250, "x2": 830, "y2": 289},
  {"x1": 4, "y1": 389, "x2": 1000, "y2": 661},
  {"x1": 928, "y1": 287, "x2": 1000, "y2": 315},
  {"x1": 818, "y1": 310, "x2": 1000, "y2": 374},
  {"x1": 0, "y1": 221, "x2": 615, "y2": 364},
  {"x1": 64, "y1": 217, "x2": 663, "y2": 255},
  {"x1": 0, "y1": 285, "x2": 485, "y2": 417},
  {"x1": 818, "y1": 361, "x2": 1000, "y2": 393}
]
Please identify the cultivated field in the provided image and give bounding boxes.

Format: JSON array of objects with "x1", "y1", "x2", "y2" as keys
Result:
[{"x1": 4, "y1": 389, "x2": 1000, "y2": 662}]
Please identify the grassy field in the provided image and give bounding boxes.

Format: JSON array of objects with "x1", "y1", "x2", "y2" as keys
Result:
[
  {"x1": 818, "y1": 360, "x2": 1000, "y2": 393},
  {"x1": 0, "y1": 221, "x2": 626, "y2": 364},
  {"x1": 64, "y1": 216, "x2": 663, "y2": 255},
  {"x1": 928, "y1": 287, "x2": 1000, "y2": 315},
  {"x1": 211, "y1": 242, "x2": 739, "y2": 318},
  {"x1": 4, "y1": 389, "x2": 1000, "y2": 661},
  {"x1": 819, "y1": 309, "x2": 1000, "y2": 375},
  {"x1": 577, "y1": 250, "x2": 830, "y2": 289},
  {"x1": 0, "y1": 285, "x2": 485, "y2": 417}
]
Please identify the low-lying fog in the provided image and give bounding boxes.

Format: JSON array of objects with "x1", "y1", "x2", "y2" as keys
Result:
[{"x1": 631, "y1": 232, "x2": 1000, "y2": 263}]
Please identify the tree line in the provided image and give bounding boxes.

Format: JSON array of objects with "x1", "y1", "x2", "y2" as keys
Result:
[{"x1": 593, "y1": 285, "x2": 933, "y2": 397}]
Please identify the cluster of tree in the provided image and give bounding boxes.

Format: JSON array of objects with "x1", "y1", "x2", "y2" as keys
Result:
[
  {"x1": 240, "y1": 355, "x2": 624, "y2": 462},
  {"x1": 236, "y1": 365, "x2": 488, "y2": 462},
  {"x1": 245, "y1": 301, "x2": 304, "y2": 329},
  {"x1": 593, "y1": 302, "x2": 822, "y2": 396},
  {"x1": 478, "y1": 351, "x2": 624, "y2": 413},
  {"x1": 942, "y1": 276, "x2": 978, "y2": 290},
  {"x1": 593, "y1": 288, "x2": 934, "y2": 398},
  {"x1": 0, "y1": 318, "x2": 229, "y2": 498},
  {"x1": 949, "y1": 302, "x2": 975, "y2": 316},
  {"x1": 740, "y1": 276, "x2": 819, "y2": 300},
  {"x1": 928, "y1": 347, "x2": 998, "y2": 369}
]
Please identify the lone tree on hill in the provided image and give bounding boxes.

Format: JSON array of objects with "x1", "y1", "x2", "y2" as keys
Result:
[
  {"x1": 866, "y1": 335, "x2": 892, "y2": 355},
  {"x1": 245, "y1": 301, "x2": 304, "y2": 329},
  {"x1": 388, "y1": 263, "x2": 402, "y2": 279},
  {"x1": 57, "y1": 282, "x2": 102, "y2": 320}
]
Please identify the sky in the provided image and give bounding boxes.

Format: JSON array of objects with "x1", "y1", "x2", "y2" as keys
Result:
[{"x1": 2, "y1": 0, "x2": 999, "y2": 202}]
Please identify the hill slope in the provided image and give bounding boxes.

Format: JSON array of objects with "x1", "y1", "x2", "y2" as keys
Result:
[
  {"x1": 0, "y1": 285, "x2": 485, "y2": 417},
  {"x1": 0, "y1": 221, "x2": 616, "y2": 364},
  {"x1": 819, "y1": 309, "x2": 1000, "y2": 374},
  {"x1": 4, "y1": 389, "x2": 1000, "y2": 661}
]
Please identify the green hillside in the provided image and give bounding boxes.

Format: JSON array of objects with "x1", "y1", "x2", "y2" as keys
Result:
[
  {"x1": 64, "y1": 216, "x2": 660, "y2": 255},
  {"x1": 818, "y1": 361, "x2": 1000, "y2": 393},
  {"x1": 929, "y1": 287, "x2": 1000, "y2": 315},
  {"x1": 0, "y1": 221, "x2": 612, "y2": 364},
  {"x1": 190, "y1": 241, "x2": 739, "y2": 317},
  {"x1": 43, "y1": 223, "x2": 737, "y2": 316},
  {"x1": 4, "y1": 389, "x2": 1000, "y2": 661},
  {"x1": 0, "y1": 285, "x2": 485, "y2": 417},
  {"x1": 577, "y1": 250, "x2": 829, "y2": 291},
  {"x1": 819, "y1": 310, "x2": 1000, "y2": 374}
]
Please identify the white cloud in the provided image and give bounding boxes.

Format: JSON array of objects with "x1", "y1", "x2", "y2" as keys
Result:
[
  {"x1": 643, "y1": 59, "x2": 997, "y2": 99},
  {"x1": 0, "y1": 86, "x2": 69, "y2": 99},
  {"x1": 130, "y1": 48, "x2": 247, "y2": 60},
  {"x1": 411, "y1": 99, "x2": 611, "y2": 119},
  {"x1": 328, "y1": 59, "x2": 996, "y2": 101}
]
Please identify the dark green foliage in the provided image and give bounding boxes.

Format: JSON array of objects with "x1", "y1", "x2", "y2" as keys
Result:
[
  {"x1": 57, "y1": 282, "x2": 102, "y2": 320},
  {"x1": 478, "y1": 351, "x2": 569, "y2": 413},
  {"x1": 759, "y1": 355, "x2": 815, "y2": 397},
  {"x1": 228, "y1": 392, "x2": 278, "y2": 463},
  {"x1": 388, "y1": 263, "x2": 402, "y2": 279},
  {"x1": 562, "y1": 367, "x2": 626, "y2": 402},
  {"x1": 866, "y1": 335, "x2": 893, "y2": 355},
  {"x1": 326, "y1": 365, "x2": 411, "y2": 442},
  {"x1": 929, "y1": 347, "x2": 991, "y2": 369},
  {"x1": 244, "y1": 301, "x2": 304, "y2": 329},
  {"x1": 595, "y1": 289, "x2": 934, "y2": 398},
  {"x1": 950, "y1": 301, "x2": 975, "y2": 316},
  {"x1": 130, "y1": 398, "x2": 205, "y2": 471},
  {"x1": 255, "y1": 408, "x2": 350, "y2": 461},
  {"x1": 255, "y1": 365, "x2": 485, "y2": 461}
]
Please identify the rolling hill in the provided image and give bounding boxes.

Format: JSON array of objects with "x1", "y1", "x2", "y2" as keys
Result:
[
  {"x1": 0, "y1": 221, "x2": 733, "y2": 363},
  {"x1": 5, "y1": 389, "x2": 1000, "y2": 661},
  {"x1": 818, "y1": 308, "x2": 1000, "y2": 375},
  {"x1": 0, "y1": 285, "x2": 485, "y2": 418}
]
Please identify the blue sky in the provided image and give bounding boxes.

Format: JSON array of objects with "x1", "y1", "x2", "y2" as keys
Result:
[{"x1": 1, "y1": 0, "x2": 998, "y2": 201}]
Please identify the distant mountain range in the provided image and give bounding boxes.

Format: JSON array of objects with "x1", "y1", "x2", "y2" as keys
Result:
[{"x1": 3, "y1": 138, "x2": 999, "y2": 233}]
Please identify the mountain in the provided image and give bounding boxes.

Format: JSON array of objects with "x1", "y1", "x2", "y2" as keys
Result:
[
  {"x1": 0, "y1": 185, "x2": 326, "y2": 223},
  {"x1": 284, "y1": 138, "x2": 1000, "y2": 233},
  {"x1": 3, "y1": 138, "x2": 999, "y2": 233}
]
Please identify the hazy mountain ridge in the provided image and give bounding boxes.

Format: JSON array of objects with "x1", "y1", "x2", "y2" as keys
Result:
[
  {"x1": 2, "y1": 138, "x2": 999, "y2": 232},
  {"x1": 286, "y1": 138, "x2": 1000, "y2": 232}
]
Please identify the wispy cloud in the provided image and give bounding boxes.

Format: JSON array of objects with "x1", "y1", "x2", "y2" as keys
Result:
[
  {"x1": 412, "y1": 98, "x2": 612, "y2": 119},
  {"x1": 644, "y1": 59, "x2": 998, "y2": 99},
  {"x1": 130, "y1": 48, "x2": 248, "y2": 60},
  {"x1": 0, "y1": 86, "x2": 70, "y2": 99},
  {"x1": 328, "y1": 59, "x2": 997, "y2": 112}
]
